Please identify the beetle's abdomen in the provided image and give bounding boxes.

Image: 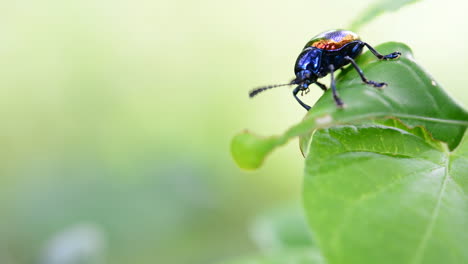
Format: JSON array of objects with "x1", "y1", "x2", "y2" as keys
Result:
[{"x1": 305, "y1": 30, "x2": 360, "y2": 51}]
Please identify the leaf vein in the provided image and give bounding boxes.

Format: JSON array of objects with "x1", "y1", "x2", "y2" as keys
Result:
[
  {"x1": 328, "y1": 165, "x2": 442, "y2": 253},
  {"x1": 410, "y1": 155, "x2": 450, "y2": 264}
]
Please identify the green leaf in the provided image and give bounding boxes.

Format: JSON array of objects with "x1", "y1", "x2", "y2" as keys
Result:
[
  {"x1": 303, "y1": 125, "x2": 468, "y2": 264},
  {"x1": 349, "y1": 0, "x2": 422, "y2": 31},
  {"x1": 230, "y1": 42, "x2": 468, "y2": 170}
]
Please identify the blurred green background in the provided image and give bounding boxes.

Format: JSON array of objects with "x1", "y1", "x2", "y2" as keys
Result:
[{"x1": 0, "y1": 0, "x2": 467, "y2": 263}]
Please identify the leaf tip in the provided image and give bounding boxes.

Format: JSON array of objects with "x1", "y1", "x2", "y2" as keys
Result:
[{"x1": 230, "y1": 131, "x2": 279, "y2": 170}]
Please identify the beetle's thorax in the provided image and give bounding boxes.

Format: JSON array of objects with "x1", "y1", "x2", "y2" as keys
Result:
[
  {"x1": 295, "y1": 41, "x2": 364, "y2": 80},
  {"x1": 295, "y1": 47, "x2": 321, "y2": 76}
]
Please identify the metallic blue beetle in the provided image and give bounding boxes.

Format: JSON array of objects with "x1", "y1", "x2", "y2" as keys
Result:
[{"x1": 250, "y1": 29, "x2": 401, "y2": 110}]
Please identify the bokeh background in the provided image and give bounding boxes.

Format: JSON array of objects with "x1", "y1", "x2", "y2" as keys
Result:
[{"x1": 1, "y1": 0, "x2": 467, "y2": 263}]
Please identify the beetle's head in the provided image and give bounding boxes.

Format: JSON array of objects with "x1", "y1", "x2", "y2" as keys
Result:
[
  {"x1": 249, "y1": 71, "x2": 318, "y2": 98},
  {"x1": 249, "y1": 68, "x2": 319, "y2": 98},
  {"x1": 294, "y1": 69, "x2": 316, "y2": 87}
]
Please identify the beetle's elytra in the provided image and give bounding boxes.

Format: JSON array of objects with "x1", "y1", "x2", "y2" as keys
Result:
[{"x1": 250, "y1": 29, "x2": 401, "y2": 110}]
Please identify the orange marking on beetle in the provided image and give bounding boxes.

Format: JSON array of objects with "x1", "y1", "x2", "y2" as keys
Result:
[{"x1": 311, "y1": 34, "x2": 357, "y2": 50}]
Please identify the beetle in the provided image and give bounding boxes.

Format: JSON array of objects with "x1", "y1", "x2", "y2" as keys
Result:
[{"x1": 249, "y1": 29, "x2": 401, "y2": 110}]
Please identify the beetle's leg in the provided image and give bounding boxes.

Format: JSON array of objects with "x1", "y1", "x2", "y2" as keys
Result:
[
  {"x1": 329, "y1": 65, "x2": 345, "y2": 108},
  {"x1": 293, "y1": 86, "x2": 311, "y2": 111},
  {"x1": 362, "y1": 42, "x2": 401, "y2": 60},
  {"x1": 344, "y1": 56, "x2": 387, "y2": 89},
  {"x1": 315, "y1": 81, "x2": 327, "y2": 92}
]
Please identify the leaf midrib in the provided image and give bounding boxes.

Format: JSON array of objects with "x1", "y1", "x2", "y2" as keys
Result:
[
  {"x1": 295, "y1": 112, "x2": 466, "y2": 150},
  {"x1": 306, "y1": 112, "x2": 468, "y2": 127}
]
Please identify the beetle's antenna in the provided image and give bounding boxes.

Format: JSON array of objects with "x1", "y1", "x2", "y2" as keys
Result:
[{"x1": 249, "y1": 82, "x2": 296, "y2": 98}]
